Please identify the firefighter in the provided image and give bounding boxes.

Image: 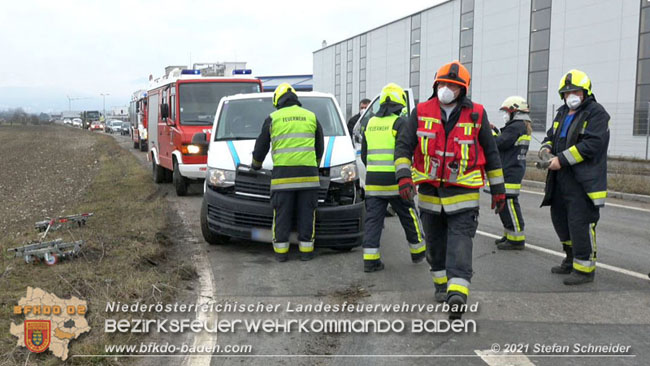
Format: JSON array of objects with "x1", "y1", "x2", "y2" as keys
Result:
[
  {"x1": 361, "y1": 83, "x2": 425, "y2": 272},
  {"x1": 251, "y1": 83, "x2": 325, "y2": 262},
  {"x1": 394, "y1": 61, "x2": 506, "y2": 319},
  {"x1": 540, "y1": 69, "x2": 609, "y2": 285},
  {"x1": 491, "y1": 96, "x2": 532, "y2": 250}
]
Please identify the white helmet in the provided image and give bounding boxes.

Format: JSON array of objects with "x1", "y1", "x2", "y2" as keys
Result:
[{"x1": 500, "y1": 96, "x2": 529, "y2": 113}]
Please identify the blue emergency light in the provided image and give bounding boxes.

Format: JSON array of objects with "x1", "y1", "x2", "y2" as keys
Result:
[
  {"x1": 181, "y1": 69, "x2": 201, "y2": 75},
  {"x1": 232, "y1": 69, "x2": 252, "y2": 75}
]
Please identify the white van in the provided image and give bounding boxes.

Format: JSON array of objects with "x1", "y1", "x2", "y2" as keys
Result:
[{"x1": 193, "y1": 92, "x2": 364, "y2": 249}]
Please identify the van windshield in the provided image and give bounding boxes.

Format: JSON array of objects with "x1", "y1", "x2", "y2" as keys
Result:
[
  {"x1": 179, "y1": 82, "x2": 261, "y2": 126},
  {"x1": 215, "y1": 97, "x2": 345, "y2": 141}
]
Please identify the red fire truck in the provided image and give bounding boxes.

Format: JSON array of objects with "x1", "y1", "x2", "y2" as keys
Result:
[
  {"x1": 129, "y1": 90, "x2": 148, "y2": 151},
  {"x1": 147, "y1": 67, "x2": 262, "y2": 196}
]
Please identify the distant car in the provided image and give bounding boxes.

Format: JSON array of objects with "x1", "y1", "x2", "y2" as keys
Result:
[
  {"x1": 105, "y1": 120, "x2": 123, "y2": 133},
  {"x1": 89, "y1": 121, "x2": 103, "y2": 131},
  {"x1": 120, "y1": 122, "x2": 130, "y2": 135},
  {"x1": 63, "y1": 119, "x2": 72, "y2": 125},
  {"x1": 72, "y1": 118, "x2": 83, "y2": 128}
]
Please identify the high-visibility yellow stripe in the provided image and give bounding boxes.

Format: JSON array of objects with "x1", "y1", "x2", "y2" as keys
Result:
[
  {"x1": 487, "y1": 169, "x2": 503, "y2": 178},
  {"x1": 440, "y1": 192, "x2": 480, "y2": 205},
  {"x1": 395, "y1": 157, "x2": 411, "y2": 166},
  {"x1": 587, "y1": 191, "x2": 607, "y2": 200},
  {"x1": 366, "y1": 184, "x2": 399, "y2": 191},
  {"x1": 433, "y1": 276, "x2": 448, "y2": 285},
  {"x1": 447, "y1": 284, "x2": 469, "y2": 296},
  {"x1": 569, "y1": 145, "x2": 584, "y2": 163},
  {"x1": 419, "y1": 194, "x2": 442, "y2": 204},
  {"x1": 505, "y1": 183, "x2": 522, "y2": 190},
  {"x1": 562, "y1": 240, "x2": 572, "y2": 246},
  {"x1": 408, "y1": 208, "x2": 423, "y2": 243},
  {"x1": 506, "y1": 233, "x2": 525, "y2": 241},
  {"x1": 573, "y1": 260, "x2": 595, "y2": 273},
  {"x1": 509, "y1": 199, "x2": 521, "y2": 232},
  {"x1": 364, "y1": 253, "x2": 381, "y2": 260},
  {"x1": 271, "y1": 176, "x2": 320, "y2": 185},
  {"x1": 272, "y1": 209, "x2": 276, "y2": 242},
  {"x1": 553, "y1": 121, "x2": 559, "y2": 132}
]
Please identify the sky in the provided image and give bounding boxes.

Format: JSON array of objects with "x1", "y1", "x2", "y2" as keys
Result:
[{"x1": 0, "y1": 0, "x2": 442, "y2": 113}]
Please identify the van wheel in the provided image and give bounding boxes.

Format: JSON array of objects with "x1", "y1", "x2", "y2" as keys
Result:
[
  {"x1": 201, "y1": 199, "x2": 229, "y2": 245},
  {"x1": 153, "y1": 159, "x2": 165, "y2": 183},
  {"x1": 173, "y1": 160, "x2": 188, "y2": 196}
]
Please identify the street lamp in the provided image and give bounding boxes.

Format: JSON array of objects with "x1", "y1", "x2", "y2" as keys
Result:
[{"x1": 100, "y1": 93, "x2": 110, "y2": 122}]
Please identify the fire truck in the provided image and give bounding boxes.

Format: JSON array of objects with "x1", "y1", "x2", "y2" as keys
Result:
[
  {"x1": 129, "y1": 90, "x2": 148, "y2": 151},
  {"x1": 147, "y1": 64, "x2": 263, "y2": 196}
]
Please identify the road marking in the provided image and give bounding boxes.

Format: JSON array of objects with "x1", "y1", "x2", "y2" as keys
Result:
[
  {"x1": 477, "y1": 230, "x2": 649, "y2": 281},
  {"x1": 520, "y1": 189, "x2": 650, "y2": 213},
  {"x1": 182, "y1": 254, "x2": 218, "y2": 366},
  {"x1": 475, "y1": 350, "x2": 535, "y2": 366}
]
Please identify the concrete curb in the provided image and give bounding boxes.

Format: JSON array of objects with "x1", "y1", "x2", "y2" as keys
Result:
[{"x1": 521, "y1": 179, "x2": 650, "y2": 204}]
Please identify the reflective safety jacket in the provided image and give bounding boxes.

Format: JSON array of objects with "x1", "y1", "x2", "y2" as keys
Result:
[
  {"x1": 253, "y1": 103, "x2": 324, "y2": 191},
  {"x1": 493, "y1": 116, "x2": 530, "y2": 196},
  {"x1": 394, "y1": 96, "x2": 505, "y2": 214},
  {"x1": 541, "y1": 96, "x2": 610, "y2": 207},
  {"x1": 362, "y1": 114, "x2": 400, "y2": 196}
]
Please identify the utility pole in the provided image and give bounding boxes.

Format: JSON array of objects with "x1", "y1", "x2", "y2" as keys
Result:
[{"x1": 100, "y1": 93, "x2": 110, "y2": 121}]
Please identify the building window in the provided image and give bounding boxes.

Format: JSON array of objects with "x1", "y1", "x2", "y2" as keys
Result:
[
  {"x1": 634, "y1": 0, "x2": 650, "y2": 136},
  {"x1": 346, "y1": 41, "x2": 353, "y2": 119},
  {"x1": 359, "y1": 34, "x2": 367, "y2": 100},
  {"x1": 335, "y1": 44, "x2": 341, "y2": 104},
  {"x1": 527, "y1": 0, "x2": 552, "y2": 131},
  {"x1": 410, "y1": 13, "x2": 421, "y2": 103},
  {"x1": 460, "y1": 0, "x2": 474, "y2": 96}
]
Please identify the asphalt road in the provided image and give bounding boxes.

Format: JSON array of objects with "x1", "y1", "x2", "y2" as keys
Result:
[{"x1": 110, "y1": 132, "x2": 650, "y2": 366}]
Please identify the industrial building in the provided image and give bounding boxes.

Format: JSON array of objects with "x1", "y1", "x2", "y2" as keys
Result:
[{"x1": 313, "y1": 0, "x2": 650, "y2": 158}]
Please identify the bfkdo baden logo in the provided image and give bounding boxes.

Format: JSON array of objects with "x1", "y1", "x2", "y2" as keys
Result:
[
  {"x1": 25, "y1": 320, "x2": 51, "y2": 353},
  {"x1": 10, "y1": 287, "x2": 91, "y2": 360}
]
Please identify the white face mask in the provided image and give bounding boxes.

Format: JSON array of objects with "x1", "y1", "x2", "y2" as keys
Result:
[
  {"x1": 566, "y1": 94, "x2": 582, "y2": 109},
  {"x1": 437, "y1": 87, "x2": 456, "y2": 105},
  {"x1": 502, "y1": 111, "x2": 511, "y2": 123}
]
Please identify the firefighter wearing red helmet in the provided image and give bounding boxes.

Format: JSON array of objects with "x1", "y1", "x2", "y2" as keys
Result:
[{"x1": 394, "y1": 61, "x2": 506, "y2": 319}]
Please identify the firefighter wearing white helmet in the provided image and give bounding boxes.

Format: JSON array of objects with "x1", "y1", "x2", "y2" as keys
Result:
[
  {"x1": 539, "y1": 69, "x2": 610, "y2": 285},
  {"x1": 360, "y1": 83, "x2": 425, "y2": 272},
  {"x1": 251, "y1": 83, "x2": 325, "y2": 262},
  {"x1": 490, "y1": 96, "x2": 532, "y2": 250}
]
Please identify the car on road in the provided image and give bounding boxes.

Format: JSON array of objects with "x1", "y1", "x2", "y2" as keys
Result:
[
  {"x1": 63, "y1": 118, "x2": 72, "y2": 125},
  {"x1": 72, "y1": 118, "x2": 83, "y2": 128},
  {"x1": 89, "y1": 121, "x2": 103, "y2": 131},
  {"x1": 105, "y1": 120, "x2": 123, "y2": 133},
  {"x1": 194, "y1": 91, "x2": 364, "y2": 250},
  {"x1": 120, "y1": 122, "x2": 130, "y2": 135}
]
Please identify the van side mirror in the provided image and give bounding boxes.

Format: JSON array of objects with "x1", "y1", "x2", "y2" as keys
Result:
[{"x1": 191, "y1": 132, "x2": 208, "y2": 147}]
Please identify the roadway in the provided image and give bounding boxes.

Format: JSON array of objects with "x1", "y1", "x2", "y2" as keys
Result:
[{"x1": 111, "y1": 133, "x2": 650, "y2": 366}]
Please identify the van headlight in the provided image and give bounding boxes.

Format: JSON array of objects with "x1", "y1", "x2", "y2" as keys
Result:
[
  {"x1": 330, "y1": 163, "x2": 357, "y2": 183},
  {"x1": 207, "y1": 168, "x2": 235, "y2": 187}
]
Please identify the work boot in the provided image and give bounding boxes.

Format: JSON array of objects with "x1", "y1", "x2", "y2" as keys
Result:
[
  {"x1": 275, "y1": 253, "x2": 288, "y2": 262},
  {"x1": 447, "y1": 293, "x2": 467, "y2": 320},
  {"x1": 497, "y1": 240, "x2": 525, "y2": 250},
  {"x1": 411, "y1": 251, "x2": 425, "y2": 263},
  {"x1": 494, "y1": 236, "x2": 507, "y2": 245},
  {"x1": 563, "y1": 271, "x2": 594, "y2": 285},
  {"x1": 434, "y1": 284, "x2": 447, "y2": 303},
  {"x1": 551, "y1": 256, "x2": 573, "y2": 274},
  {"x1": 300, "y1": 251, "x2": 315, "y2": 261},
  {"x1": 364, "y1": 259, "x2": 385, "y2": 273}
]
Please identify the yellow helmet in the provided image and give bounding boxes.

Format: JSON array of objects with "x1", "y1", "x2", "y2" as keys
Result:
[
  {"x1": 500, "y1": 96, "x2": 529, "y2": 113},
  {"x1": 379, "y1": 83, "x2": 407, "y2": 107},
  {"x1": 273, "y1": 83, "x2": 297, "y2": 107},
  {"x1": 558, "y1": 69, "x2": 592, "y2": 99}
]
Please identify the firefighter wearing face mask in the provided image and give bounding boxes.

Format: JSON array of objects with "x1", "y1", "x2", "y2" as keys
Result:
[
  {"x1": 394, "y1": 61, "x2": 506, "y2": 319},
  {"x1": 540, "y1": 69, "x2": 610, "y2": 285},
  {"x1": 361, "y1": 83, "x2": 425, "y2": 272},
  {"x1": 489, "y1": 96, "x2": 532, "y2": 250}
]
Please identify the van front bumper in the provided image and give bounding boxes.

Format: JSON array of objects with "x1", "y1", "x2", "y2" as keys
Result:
[
  {"x1": 203, "y1": 188, "x2": 364, "y2": 248},
  {"x1": 179, "y1": 163, "x2": 207, "y2": 179}
]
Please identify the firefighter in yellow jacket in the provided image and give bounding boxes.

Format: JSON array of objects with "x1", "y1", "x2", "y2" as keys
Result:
[
  {"x1": 394, "y1": 61, "x2": 506, "y2": 319},
  {"x1": 360, "y1": 83, "x2": 425, "y2": 272}
]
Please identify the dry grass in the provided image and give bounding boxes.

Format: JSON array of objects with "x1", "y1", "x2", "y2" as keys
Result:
[{"x1": 0, "y1": 126, "x2": 190, "y2": 365}]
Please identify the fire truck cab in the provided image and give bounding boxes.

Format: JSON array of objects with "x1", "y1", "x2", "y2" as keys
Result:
[
  {"x1": 129, "y1": 90, "x2": 148, "y2": 151},
  {"x1": 147, "y1": 67, "x2": 262, "y2": 196}
]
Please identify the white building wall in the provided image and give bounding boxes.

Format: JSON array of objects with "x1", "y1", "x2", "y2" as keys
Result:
[
  {"x1": 312, "y1": 46, "x2": 335, "y2": 95},
  {"x1": 472, "y1": 0, "x2": 531, "y2": 120},
  {"x1": 419, "y1": 1, "x2": 460, "y2": 102},
  {"x1": 549, "y1": 0, "x2": 642, "y2": 157},
  {"x1": 364, "y1": 18, "x2": 411, "y2": 99}
]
